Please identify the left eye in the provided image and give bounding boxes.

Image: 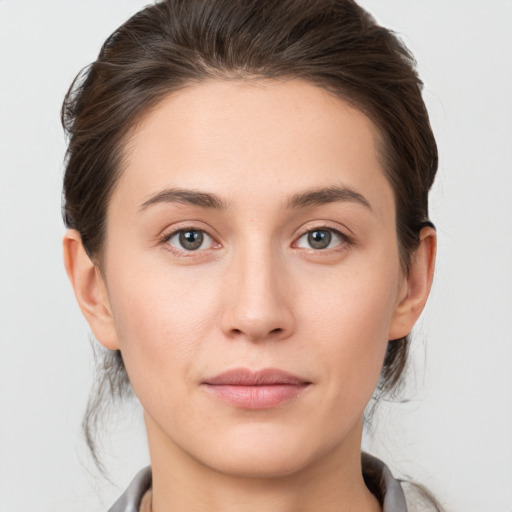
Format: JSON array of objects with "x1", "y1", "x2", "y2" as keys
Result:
[
  {"x1": 166, "y1": 229, "x2": 214, "y2": 251},
  {"x1": 295, "y1": 228, "x2": 346, "y2": 250}
]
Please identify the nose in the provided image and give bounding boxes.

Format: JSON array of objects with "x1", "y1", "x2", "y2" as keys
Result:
[{"x1": 220, "y1": 247, "x2": 295, "y2": 342}]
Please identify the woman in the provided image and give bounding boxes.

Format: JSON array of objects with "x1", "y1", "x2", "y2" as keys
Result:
[{"x1": 62, "y1": 0, "x2": 438, "y2": 510}]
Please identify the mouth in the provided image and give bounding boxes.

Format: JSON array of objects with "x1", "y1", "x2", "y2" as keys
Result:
[{"x1": 202, "y1": 368, "x2": 311, "y2": 409}]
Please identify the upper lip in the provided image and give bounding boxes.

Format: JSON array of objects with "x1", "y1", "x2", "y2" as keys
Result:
[{"x1": 203, "y1": 368, "x2": 310, "y2": 386}]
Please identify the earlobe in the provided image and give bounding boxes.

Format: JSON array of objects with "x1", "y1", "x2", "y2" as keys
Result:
[
  {"x1": 63, "y1": 229, "x2": 120, "y2": 350},
  {"x1": 388, "y1": 227, "x2": 437, "y2": 341}
]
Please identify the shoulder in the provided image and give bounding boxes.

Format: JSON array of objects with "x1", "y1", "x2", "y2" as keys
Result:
[
  {"x1": 362, "y1": 453, "x2": 443, "y2": 512},
  {"x1": 107, "y1": 467, "x2": 152, "y2": 512},
  {"x1": 362, "y1": 452, "x2": 409, "y2": 512}
]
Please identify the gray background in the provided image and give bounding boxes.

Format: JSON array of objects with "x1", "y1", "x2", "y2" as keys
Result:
[{"x1": 0, "y1": 1, "x2": 511, "y2": 510}]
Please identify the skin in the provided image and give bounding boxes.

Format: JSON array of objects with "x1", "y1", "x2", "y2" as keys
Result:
[{"x1": 64, "y1": 79, "x2": 436, "y2": 512}]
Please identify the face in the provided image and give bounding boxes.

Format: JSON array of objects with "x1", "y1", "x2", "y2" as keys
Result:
[{"x1": 99, "y1": 80, "x2": 410, "y2": 477}]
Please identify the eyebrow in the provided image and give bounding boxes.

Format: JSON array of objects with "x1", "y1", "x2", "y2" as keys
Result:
[
  {"x1": 139, "y1": 185, "x2": 371, "y2": 212},
  {"x1": 139, "y1": 188, "x2": 227, "y2": 211},
  {"x1": 287, "y1": 186, "x2": 372, "y2": 211}
]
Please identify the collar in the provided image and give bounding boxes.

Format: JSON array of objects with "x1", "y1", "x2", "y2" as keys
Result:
[{"x1": 107, "y1": 453, "x2": 407, "y2": 512}]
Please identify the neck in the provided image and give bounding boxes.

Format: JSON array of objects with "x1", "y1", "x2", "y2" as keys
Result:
[{"x1": 145, "y1": 415, "x2": 381, "y2": 512}]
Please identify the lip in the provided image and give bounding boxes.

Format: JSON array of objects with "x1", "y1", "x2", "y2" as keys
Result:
[{"x1": 202, "y1": 368, "x2": 311, "y2": 409}]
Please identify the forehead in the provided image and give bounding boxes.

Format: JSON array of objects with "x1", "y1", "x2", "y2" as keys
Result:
[{"x1": 115, "y1": 79, "x2": 393, "y2": 216}]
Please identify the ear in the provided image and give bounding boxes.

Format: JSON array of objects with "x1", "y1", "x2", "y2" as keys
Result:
[
  {"x1": 63, "y1": 229, "x2": 120, "y2": 350},
  {"x1": 388, "y1": 226, "x2": 437, "y2": 341}
]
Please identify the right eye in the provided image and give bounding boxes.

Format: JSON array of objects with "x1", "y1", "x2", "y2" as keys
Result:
[{"x1": 165, "y1": 229, "x2": 216, "y2": 252}]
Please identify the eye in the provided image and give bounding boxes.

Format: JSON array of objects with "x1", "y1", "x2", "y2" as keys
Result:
[
  {"x1": 165, "y1": 229, "x2": 215, "y2": 252},
  {"x1": 295, "y1": 228, "x2": 348, "y2": 250}
]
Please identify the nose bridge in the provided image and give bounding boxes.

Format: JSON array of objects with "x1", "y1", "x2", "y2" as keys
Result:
[{"x1": 221, "y1": 237, "x2": 294, "y2": 341}]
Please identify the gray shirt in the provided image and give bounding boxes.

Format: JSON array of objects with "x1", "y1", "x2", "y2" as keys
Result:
[{"x1": 108, "y1": 452, "x2": 408, "y2": 512}]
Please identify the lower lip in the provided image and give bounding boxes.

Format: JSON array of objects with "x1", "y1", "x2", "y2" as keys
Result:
[{"x1": 203, "y1": 384, "x2": 309, "y2": 409}]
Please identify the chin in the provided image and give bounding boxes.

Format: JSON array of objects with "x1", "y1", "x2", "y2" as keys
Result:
[
  {"x1": 204, "y1": 447, "x2": 315, "y2": 479},
  {"x1": 188, "y1": 424, "x2": 341, "y2": 479}
]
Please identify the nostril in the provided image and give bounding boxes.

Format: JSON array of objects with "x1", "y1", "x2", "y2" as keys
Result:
[{"x1": 229, "y1": 326, "x2": 284, "y2": 340}]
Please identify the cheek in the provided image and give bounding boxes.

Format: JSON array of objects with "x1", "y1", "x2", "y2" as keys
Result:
[
  {"x1": 298, "y1": 259, "x2": 401, "y2": 400},
  {"x1": 104, "y1": 258, "x2": 222, "y2": 397},
  {"x1": 302, "y1": 255, "x2": 400, "y2": 339}
]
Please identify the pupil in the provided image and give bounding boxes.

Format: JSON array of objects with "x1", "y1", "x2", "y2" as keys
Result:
[
  {"x1": 179, "y1": 230, "x2": 203, "y2": 250},
  {"x1": 308, "y1": 230, "x2": 331, "y2": 249}
]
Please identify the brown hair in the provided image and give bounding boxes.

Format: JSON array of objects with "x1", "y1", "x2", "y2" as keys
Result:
[{"x1": 62, "y1": 0, "x2": 437, "y2": 478}]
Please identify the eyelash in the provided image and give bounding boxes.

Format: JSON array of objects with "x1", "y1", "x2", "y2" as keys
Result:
[{"x1": 159, "y1": 225, "x2": 353, "y2": 256}]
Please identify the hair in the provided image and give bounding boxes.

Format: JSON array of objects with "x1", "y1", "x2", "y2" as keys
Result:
[{"x1": 61, "y1": 0, "x2": 438, "y2": 501}]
